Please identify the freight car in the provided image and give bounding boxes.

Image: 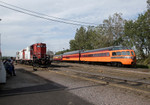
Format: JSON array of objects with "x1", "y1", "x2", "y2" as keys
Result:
[
  {"x1": 53, "y1": 46, "x2": 136, "y2": 66},
  {"x1": 16, "y1": 43, "x2": 52, "y2": 67}
]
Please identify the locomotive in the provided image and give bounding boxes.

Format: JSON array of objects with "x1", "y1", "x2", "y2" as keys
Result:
[
  {"x1": 16, "y1": 43, "x2": 52, "y2": 67},
  {"x1": 53, "y1": 46, "x2": 136, "y2": 66}
]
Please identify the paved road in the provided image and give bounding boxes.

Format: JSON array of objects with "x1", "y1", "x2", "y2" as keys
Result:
[{"x1": 0, "y1": 67, "x2": 92, "y2": 105}]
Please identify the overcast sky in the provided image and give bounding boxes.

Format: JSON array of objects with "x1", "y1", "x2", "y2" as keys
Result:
[{"x1": 0, "y1": 0, "x2": 148, "y2": 56}]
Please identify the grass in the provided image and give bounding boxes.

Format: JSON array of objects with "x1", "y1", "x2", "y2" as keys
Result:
[
  {"x1": 136, "y1": 57, "x2": 150, "y2": 69},
  {"x1": 136, "y1": 64, "x2": 150, "y2": 69}
]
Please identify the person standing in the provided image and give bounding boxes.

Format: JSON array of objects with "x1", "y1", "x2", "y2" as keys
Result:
[
  {"x1": 10, "y1": 57, "x2": 16, "y2": 76},
  {"x1": 3, "y1": 59, "x2": 12, "y2": 76}
]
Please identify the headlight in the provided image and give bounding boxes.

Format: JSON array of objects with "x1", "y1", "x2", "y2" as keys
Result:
[{"x1": 124, "y1": 56, "x2": 133, "y2": 59}]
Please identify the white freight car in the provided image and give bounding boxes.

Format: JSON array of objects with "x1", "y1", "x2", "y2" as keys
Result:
[{"x1": 25, "y1": 46, "x2": 31, "y2": 60}]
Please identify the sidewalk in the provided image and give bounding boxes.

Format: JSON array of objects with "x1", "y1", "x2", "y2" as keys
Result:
[{"x1": 0, "y1": 67, "x2": 92, "y2": 105}]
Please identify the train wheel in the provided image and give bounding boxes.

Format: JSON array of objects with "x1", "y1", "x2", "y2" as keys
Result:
[
  {"x1": 112, "y1": 62, "x2": 117, "y2": 66},
  {"x1": 117, "y1": 62, "x2": 122, "y2": 67}
]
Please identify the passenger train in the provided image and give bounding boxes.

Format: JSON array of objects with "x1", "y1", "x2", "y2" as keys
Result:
[{"x1": 53, "y1": 46, "x2": 136, "y2": 66}]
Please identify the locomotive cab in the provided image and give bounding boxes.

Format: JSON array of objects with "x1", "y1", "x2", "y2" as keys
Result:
[{"x1": 110, "y1": 47, "x2": 136, "y2": 65}]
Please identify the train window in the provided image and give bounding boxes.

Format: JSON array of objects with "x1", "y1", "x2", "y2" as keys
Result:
[
  {"x1": 122, "y1": 51, "x2": 126, "y2": 55},
  {"x1": 42, "y1": 45, "x2": 46, "y2": 47},
  {"x1": 37, "y1": 45, "x2": 40, "y2": 47},
  {"x1": 103, "y1": 53, "x2": 106, "y2": 56},
  {"x1": 116, "y1": 52, "x2": 121, "y2": 56},
  {"x1": 112, "y1": 52, "x2": 116, "y2": 56},
  {"x1": 99, "y1": 53, "x2": 101, "y2": 56},
  {"x1": 126, "y1": 51, "x2": 131, "y2": 55},
  {"x1": 107, "y1": 52, "x2": 109, "y2": 56},
  {"x1": 94, "y1": 54, "x2": 98, "y2": 57},
  {"x1": 131, "y1": 51, "x2": 134, "y2": 55}
]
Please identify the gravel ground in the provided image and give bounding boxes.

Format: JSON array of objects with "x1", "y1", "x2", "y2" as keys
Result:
[
  {"x1": 52, "y1": 62, "x2": 150, "y2": 84},
  {"x1": 15, "y1": 64, "x2": 150, "y2": 105}
]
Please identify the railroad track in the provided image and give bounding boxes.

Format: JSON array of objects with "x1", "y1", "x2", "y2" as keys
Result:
[
  {"x1": 19, "y1": 63, "x2": 150, "y2": 94},
  {"x1": 57, "y1": 68, "x2": 150, "y2": 85},
  {"x1": 45, "y1": 65, "x2": 150, "y2": 94}
]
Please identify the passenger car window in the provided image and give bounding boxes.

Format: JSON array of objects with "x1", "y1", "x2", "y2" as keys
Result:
[
  {"x1": 107, "y1": 52, "x2": 109, "y2": 56},
  {"x1": 112, "y1": 52, "x2": 116, "y2": 56}
]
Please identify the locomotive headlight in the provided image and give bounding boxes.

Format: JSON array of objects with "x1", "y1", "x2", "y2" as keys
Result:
[{"x1": 124, "y1": 56, "x2": 130, "y2": 59}]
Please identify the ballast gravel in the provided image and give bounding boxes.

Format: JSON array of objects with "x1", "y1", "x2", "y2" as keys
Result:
[{"x1": 34, "y1": 70, "x2": 150, "y2": 105}]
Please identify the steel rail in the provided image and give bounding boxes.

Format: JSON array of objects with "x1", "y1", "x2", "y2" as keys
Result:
[{"x1": 54, "y1": 68, "x2": 150, "y2": 85}]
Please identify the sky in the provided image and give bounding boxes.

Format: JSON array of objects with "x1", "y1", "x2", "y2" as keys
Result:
[{"x1": 0, "y1": 0, "x2": 148, "y2": 56}]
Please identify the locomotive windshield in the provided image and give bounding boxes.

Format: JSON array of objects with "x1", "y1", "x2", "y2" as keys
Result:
[
  {"x1": 37, "y1": 45, "x2": 40, "y2": 47},
  {"x1": 112, "y1": 51, "x2": 131, "y2": 56},
  {"x1": 37, "y1": 45, "x2": 46, "y2": 47}
]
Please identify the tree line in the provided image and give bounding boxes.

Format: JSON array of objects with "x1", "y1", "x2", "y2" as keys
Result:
[{"x1": 56, "y1": 1, "x2": 150, "y2": 64}]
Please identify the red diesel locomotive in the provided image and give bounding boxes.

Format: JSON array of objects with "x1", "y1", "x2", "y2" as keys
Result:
[{"x1": 16, "y1": 43, "x2": 51, "y2": 66}]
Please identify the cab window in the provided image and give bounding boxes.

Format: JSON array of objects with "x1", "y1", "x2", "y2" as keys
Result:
[
  {"x1": 37, "y1": 45, "x2": 40, "y2": 47},
  {"x1": 131, "y1": 51, "x2": 134, "y2": 55},
  {"x1": 41, "y1": 45, "x2": 46, "y2": 47},
  {"x1": 126, "y1": 51, "x2": 130, "y2": 55},
  {"x1": 116, "y1": 52, "x2": 121, "y2": 56},
  {"x1": 112, "y1": 52, "x2": 121, "y2": 56},
  {"x1": 122, "y1": 51, "x2": 126, "y2": 55}
]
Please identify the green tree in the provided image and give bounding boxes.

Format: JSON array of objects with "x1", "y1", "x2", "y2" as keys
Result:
[
  {"x1": 84, "y1": 26, "x2": 98, "y2": 49},
  {"x1": 93, "y1": 25, "x2": 109, "y2": 48},
  {"x1": 73, "y1": 26, "x2": 87, "y2": 50},
  {"x1": 102, "y1": 13, "x2": 125, "y2": 46},
  {"x1": 69, "y1": 39, "x2": 78, "y2": 51},
  {"x1": 55, "y1": 49, "x2": 70, "y2": 55},
  {"x1": 124, "y1": 10, "x2": 150, "y2": 59},
  {"x1": 147, "y1": 0, "x2": 150, "y2": 9},
  {"x1": 69, "y1": 13, "x2": 126, "y2": 51}
]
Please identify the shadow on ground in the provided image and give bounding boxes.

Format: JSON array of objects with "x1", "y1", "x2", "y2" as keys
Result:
[
  {"x1": 0, "y1": 68, "x2": 66, "y2": 97},
  {"x1": 0, "y1": 68, "x2": 93, "y2": 105}
]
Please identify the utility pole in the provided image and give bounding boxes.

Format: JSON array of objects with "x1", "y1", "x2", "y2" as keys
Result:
[
  {"x1": 0, "y1": 19, "x2": 1, "y2": 53},
  {"x1": 0, "y1": 19, "x2": 1, "y2": 55}
]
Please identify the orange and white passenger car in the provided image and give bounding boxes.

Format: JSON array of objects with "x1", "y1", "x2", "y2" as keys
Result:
[{"x1": 54, "y1": 46, "x2": 136, "y2": 66}]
